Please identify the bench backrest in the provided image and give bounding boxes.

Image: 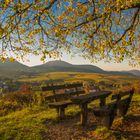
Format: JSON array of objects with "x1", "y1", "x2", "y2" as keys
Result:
[
  {"x1": 111, "y1": 88, "x2": 135, "y2": 116},
  {"x1": 42, "y1": 82, "x2": 83, "y2": 91},
  {"x1": 111, "y1": 88, "x2": 135, "y2": 102},
  {"x1": 42, "y1": 82, "x2": 85, "y2": 102}
]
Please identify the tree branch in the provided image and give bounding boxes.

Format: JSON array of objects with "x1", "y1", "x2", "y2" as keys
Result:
[{"x1": 114, "y1": 8, "x2": 140, "y2": 45}]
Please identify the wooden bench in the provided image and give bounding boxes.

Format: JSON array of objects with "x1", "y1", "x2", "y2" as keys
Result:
[
  {"x1": 93, "y1": 88, "x2": 135, "y2": 128},
  {"x1": 42, "y1": 82, "x2": 85, "y2": 119}
]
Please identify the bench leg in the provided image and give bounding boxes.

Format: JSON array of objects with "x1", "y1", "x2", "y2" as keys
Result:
[
  {"x1": 93, "y1": 104, "x2": 117, "y2": 129},
  {"x1": 96, "y1": 111, "x2": 115, "y2": 129},
  {"x1": 80, "y1": 104, "x2": 88, "y2": 126},
  {"x1": 59, "y1": 107, "x2": 65, "y2": 120},
  {"x1": 117, "y1": 100, "x2": 131, "y2": 117},
  {"x1": 101, "y1": 116, "x2": 110, "y2": 128},
  {"x1": 100, "y1": 98, "x2": 106, "y2": 107},
  {"x1": 101, "y1": 115, "x2": 114, "y2": 129},
  {"x1": 117, "y1": 106, "x2": 129, "y2": 117}
]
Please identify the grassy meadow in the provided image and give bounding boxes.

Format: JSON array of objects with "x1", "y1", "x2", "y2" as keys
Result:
[{"x1": 0, "y1": 72, "x2": 140, "y2": 140}]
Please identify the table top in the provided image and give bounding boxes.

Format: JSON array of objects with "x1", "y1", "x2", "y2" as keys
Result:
[{"x1": 71, "y1": 90, "x2": 111, "y2": 104}]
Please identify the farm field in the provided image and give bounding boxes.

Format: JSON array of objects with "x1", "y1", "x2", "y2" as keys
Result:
[
  {"x1": 0, "y1": 72, "x2": 140, "y2": 140},
  {"x1": 19, "y1": 72, "x2": 139, "y2": 84}
]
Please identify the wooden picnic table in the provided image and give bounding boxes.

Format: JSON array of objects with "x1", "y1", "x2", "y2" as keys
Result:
[{"x1": 71, "y1": 90, "x2": 111, "y2": 125}]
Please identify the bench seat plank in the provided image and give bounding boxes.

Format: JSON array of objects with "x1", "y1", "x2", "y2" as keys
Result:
[
  {"x1": 93, "y1": 102, "x2": 117, "y2": 128},
  {"x1": 93, "y1": 102, "x2": 116, "y2": 116},
  {"x1": 48, "y1": 100, "x2": 73, "y2": 108}
]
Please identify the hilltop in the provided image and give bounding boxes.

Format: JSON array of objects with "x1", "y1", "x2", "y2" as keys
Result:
[{"x1": 31, "y1": 60, "x2": 104, "y2": 73}]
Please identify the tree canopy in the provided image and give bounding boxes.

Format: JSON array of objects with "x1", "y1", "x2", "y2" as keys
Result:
[{"x1": 0, "y1": 0, "x2": 140, "y2": 65}]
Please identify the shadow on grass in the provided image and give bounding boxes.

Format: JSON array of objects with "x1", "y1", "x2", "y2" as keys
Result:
[
  {"x1": 124, "y1": 114, "x2": 140, "y2": 122},
  {"x1": 113, "y1": 130, "x2": 140, "y2": 140},
  {"x1": 112, "y1": 114, "x2": 140, "y2": 140}
]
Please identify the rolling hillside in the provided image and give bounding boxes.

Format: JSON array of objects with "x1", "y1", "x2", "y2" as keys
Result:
[
  {"x1": 0, "y1": 60, "x2": 140, "y2": 78},
  {"x1": 0, "y1": 59, "x2": 32, "y2": 78},
  {"x1": 128, "y1": 70, "x2": 140, "y2": 76}
]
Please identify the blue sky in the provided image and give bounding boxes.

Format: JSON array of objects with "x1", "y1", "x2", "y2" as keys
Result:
[{"x1": 20, "y1": 54, "x2": 140, "y2": 71}]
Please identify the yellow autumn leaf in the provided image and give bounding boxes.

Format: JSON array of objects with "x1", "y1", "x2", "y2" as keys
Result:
[{"x1": 9, "y1": 57, "x2": 15, "y2": 62}]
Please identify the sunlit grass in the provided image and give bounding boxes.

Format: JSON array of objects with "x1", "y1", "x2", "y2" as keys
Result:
[{"x1": 0, "y1": 107, "x2": 58, "y2": 140}]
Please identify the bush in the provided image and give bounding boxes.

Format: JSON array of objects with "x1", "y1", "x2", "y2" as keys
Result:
[
  {"x1": 2, "y1": 92, "x2": 33, "y2": 107},
  {"x1": 93, "y1": 127, "x2": 116, "y2": 140}
]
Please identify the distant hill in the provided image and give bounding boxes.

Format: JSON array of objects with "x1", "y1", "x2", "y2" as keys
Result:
[
  {"x1": 0, "y1": 60, "x2": 139, "y2": 78},
  {"x1": 31, "y1": 60, "x2": 136, "y2": 76},
  {"x1": 31, "y1": 60, "x2": 105, "y2": 73},
  {"x1": 128, "y1": 70, "x2": 140, "y2": 76},
  {"x1": 0, "y1": 59, "x2": 29, "y2": 70},
  {"x1": 0, "y1": 59, "x2": 32, "y2": 78}
]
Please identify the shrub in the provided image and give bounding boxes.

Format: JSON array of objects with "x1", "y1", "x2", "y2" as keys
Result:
[{"x1": 93, "y1": 127, "x2": 116, "y2": 140}]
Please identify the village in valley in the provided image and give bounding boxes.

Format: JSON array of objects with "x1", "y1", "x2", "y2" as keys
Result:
[{"x1": 0, "y1": 79, "x2": 21, "y2": 94}]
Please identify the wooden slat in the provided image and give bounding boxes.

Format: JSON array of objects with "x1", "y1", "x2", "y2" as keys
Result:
[
  {"x1": 112, "y1": 90, "x2": 132, "y2": 100},
  {"x1": 42, "y1": 84, "x2": 65, "y2": 91},
  {"x1": 45, "y1": 90, "x2": 85, "y2": 101},
  {"x1": 45, "y1": 95, "x2": 56, "y2": 101},
  {"x1": 68, "y1": 90, "x2": 85, "y2": 95},
  {"x1": 31, "y1": 87, "x2": 42, "y2": 91},
  {"x1": 71, "y1": 91, "x2": 111, "y2": 104},
  {"x1": 65, "y1": 83, "x2": 83, "y2": 88},
  {"x1": 42, "y1": 83, "x2": 83, "y2": 91},
  {"x1": 48, "y1": 100, "x2": 72, "y2": 108}
]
